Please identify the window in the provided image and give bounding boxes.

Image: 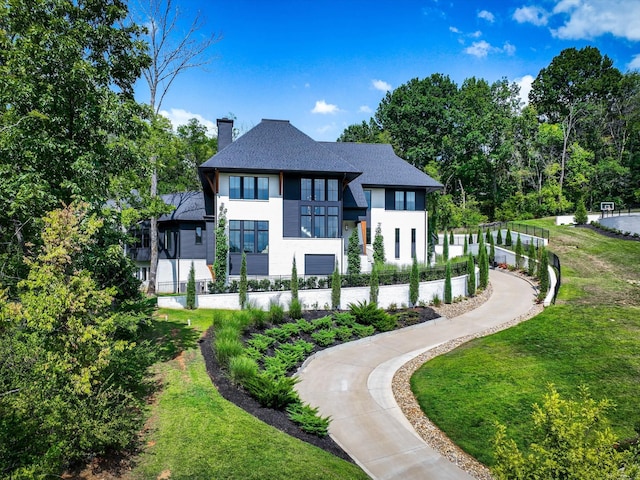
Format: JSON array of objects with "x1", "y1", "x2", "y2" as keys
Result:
[
  {"x1": 395, "y1": 191, "x2": 405, "y2": 210},
  {"x1": 364, "y1": 189, "x2": 371, "y2": 207},
  {"x1": 195, "y1": 226, "x2": 203, "y2": 245},
  {"x1": 395, "y1": 228, "x2": 400, "y2": 259},
  {"x1": 164, "y1": 230, "x2": 173, "y2": 250},
  {"x1": 300, "y1": 205, "x2": 339, "y2": 238},
  {"x1": 411, "y1": 228, "x2": 416, "y2": 259},
  {"x1": 301, "y1": 177, "x2": 339, "y2": 201},
  {"x1": 406, "y1": 191, "x2": 416, "y2": 211},
  {"x1": 393, "y1": 191, "x2": 417, "y2": 211},
  {"x1": 230, "y1": 176, "x2": 269, "y2": 200},
  {"x1": 229, "y1": 220, "x2": 269, "y2": 253}
]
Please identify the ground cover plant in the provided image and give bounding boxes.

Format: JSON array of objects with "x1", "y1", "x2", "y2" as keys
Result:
[
  {"x1": 131, "y1": 308, "x2": 369, "y2": 480},
  {"x1": 410, "y1": 218, "x2": 640, "y2": 468}
]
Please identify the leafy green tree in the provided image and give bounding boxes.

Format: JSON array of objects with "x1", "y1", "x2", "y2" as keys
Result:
[
  {"x1": 442, "y1": 230, "x2": 449, "y2": 261},
  {"x1": 331, "y1": 262, "x2": 341, "y2": 310},
  {"x1": 291, "y1": 256, "x2": 299, "y2": 301},
  {"x1": 444, "y1": 261, "x2": 452, "y2": 304},
  {"x1": 373, "y1": 223, "x2": 385, "y2": 265},
  {"x1": 239, "y1": 253, "x2": 247, "y2": 309},
  {"x1": 212, "y1": 203, "x2": 228, "y2": 293},
  {"x1": 337, "y1": 118, "x2": 385, "y2": 143},
  {"x1": 515, "y1": 234, "x2": 523, "y2": 270},
  {"x1": 409, "y1": 255, "x2": 419, "y2": 306},
  {"x1": 347, "y1": 229, "x2": 361, "y2": 275},
  {"x1": 186, "y1": 261, "x2": 196, "y2": 309},
  {"x1": 467, "y1": 254, "x2": 476, "y2": 297},
  {"x1": 369, "y1": 263, "x2": 379, "y2": 305},
  {"x1": 527, "y1": 242, "x2": 537, "y2": 277},
  {"x1": 574, "y1": 196, "x2": 588, "y2": 224},
  {"x1": 493, "y1": 385, "x2": 639, "y2": 480}
]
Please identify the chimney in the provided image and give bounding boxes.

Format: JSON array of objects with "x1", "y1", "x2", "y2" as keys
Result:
[{"x1": 216, "y1": 118, "x2": 234, "y2": 151}]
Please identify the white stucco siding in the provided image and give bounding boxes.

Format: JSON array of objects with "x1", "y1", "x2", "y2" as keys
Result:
[
  {"x1": 156, "y1": 258, "x2": 212, "y2": 293},
  {"x1": 371, "y1": 207, "x2": 428, "y2": 266}
]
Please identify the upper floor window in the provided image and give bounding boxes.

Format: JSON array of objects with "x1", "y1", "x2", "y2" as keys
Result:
[
  {"x1": 230, "y1": 176, "x2": 269, "y2": 200},
  {"x1": 301, "y1": 177, "x2": 339, "y2": 201},
  {"x1": 364, "y1": 189, "x2": 371, "y2": 208},
  {"x1": 394, "y1": 191, "x2": 416, "y2": 211}
]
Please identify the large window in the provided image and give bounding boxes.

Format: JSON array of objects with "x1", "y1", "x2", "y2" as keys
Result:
[
  {"x1": 229, "y1": 220, "x2": 269, "y2": 253},
  {"x1": 300, "y1": 206, "x2": 339, "y2": 238},
  {"x1": 230, "y1": 176, "x2": 269, "y2": 200},
  {"x1": 301, "y1": 177, "x2": 339, "y2": 201},
  {"x1": 393, "y1": 191, "x2": 417, "y2": 211}
]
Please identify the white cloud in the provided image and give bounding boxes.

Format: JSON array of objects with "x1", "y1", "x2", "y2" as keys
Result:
[
  {"x1": 359, "y1": 105, "x2": 373, "y2": 113},
  {"x1": 311, "y1": 100, "x2": 340, "y2": 114},
  {"x1": 470, "y1": 30, "x2": 482, "y2": 38},
  {"x1": 628, "y1": 54, "x2": 640, "y2": 70},
  {"x1": 372, "y1": 79, "x2": 392, "y2": 92},
  {"x1": 159, "y1": 108, "x2": 216, "y2": 136},
  {"x1": 515, "y1": 74, "x2": 534, "y2": 106},
  {"x1": 449, "y1": 26, "x2": 460, "y2": 33},
  {"x1": 465, "y1": 40, "x2": 492, "y2": 58},
  {"x1": 503, "y1": 41, "x2": 516, "y2": 55},
  {"x1": 551, "y1": 0, "x2": 640, "y2": 40},
  {"x1": 304, "y1": 82, "x2": 311, "y2": 88},
  {"x1": 478, "y1": 10, "x2": 495, "y2": 22},
  {"x1": 513, "y1": 5, "x2": 550, "y2": 26}
]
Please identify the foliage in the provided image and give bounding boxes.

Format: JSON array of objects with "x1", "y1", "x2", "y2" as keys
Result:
[
  {"x1": 347, "y1": 228, "x2": 361, "y2": 275},
  {"x1": 444, "y1": 261, "x2": 452, "y2": 304},
  {"x1": 0, "y1": 204, "x2": 153, "y2": 476},
  {"x1": 186, "y1": 262, "x2": 196, "y2": 309},
  {"x1": 244, "y1": 373, "x2": 300, "y2": 410},
  {"x1": 311, "y1": 329, "x2": 337, "y2": 347},
  {"x1": 478, "y1": 244, "x2": 489, "y2": 289},
  {"x1": 442, "y1": 230, "x2": 449, "y2": 261},
  {"x1": 373, "y1": 223, "x2": 385, "y2": 264},
  {"x1": 239, "y1": 252, "x2": 248, "y2": 309},
  {"x1": 527, "y1": 242, "x2": 537, "y2": 277},
  {"x1": 468, "y1": 231, "x2": 474, "y2": 245},
  {"x1": 409, "y1": 255, "x2": 419, "y2": 306},
  {"x1": 229, "y1": 355, "x2": 259, "y2": 385},
  {"x1": 331, "y1": 262, "x2": 341, "y2": 309},
  {"x1": 467, "y1": 255, "x2": 476, "y2": 297},
  {"x1": 496, "y1": 229, "x2": 503, "y2": 245},
  {"x1": 212, "y1": 203, "x2": 228, "y2": 292},
  {"x1": 291, "y1": 256, "x2": 299, "y2": 301},
  {"x1": 574, "y1": 196, "x2": 588, "y2": 224},
  {"x1": 369, "y1": 263, "x2": 379, "y2": 305},
  {"x1": 449, "y1": 230, "x2": 454, "y2": 244},
  {"x1": 348, "y1": 300, "x2": 395, "y2": 331},
  {"x1": 537, "y1": 246, "x2": 550, "y2": 301},
  {"x1": 268, "y1": 301, "x2": 285, "y2": 324},
  {"x1": 489, "y1": 234, "x2": 496, "y2": 265},
  {"x1": 287, "y1": 401, "x2": 331, "y2": 437},
  {"x1": 505, "y1": 228, "x2": 512, "y2": 247},
  {"x1": 492, "y1": 385, "x2": 640, "y2": 480},
  {"x1": 288, "y1": 298, "x2": 303, "y2": 320},
  {"x1": 515, "y1": 235, "x2": 523, "y2": 270},
  {"x1": 463, "y1": 234, "x2": 468, "y2": 255}
]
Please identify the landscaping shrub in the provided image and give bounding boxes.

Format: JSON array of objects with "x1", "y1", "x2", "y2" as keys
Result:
[
  {"x1": 537, "y1": 246, "x2": 550, "y2": 301},
  {"x1": 186, "y1": 261, "x2": 196, "y2": 309},
  {"x1": 348, "y1": 300, "x2": 394, "y2": 331},
  {"x1": 288, "y1": 297, "x2": 302, "y2": 320},
  {"x1": 443, "y1": 230, "x2": 449, "y2": 261},
  {"x1": 291, "y1": 256, "x2": 299, "y2": 301},
  {"x1": 268, "y1": 301, "x2": 285, "y2": 324},
  {"x1": 335, "y1": 325, "x2": 353, "y2": 342},
  {"x1": 449, "y1": 230, "x2": 454, "y2": 244},
  {"x1": 468, "y1": 231, "x2": 474, "y2": 245},
  {"x1": 347, "y1": 229, "x2": 361, "y2": 275},
  {"x1": 497, "y1": 229, "x2": 503, "y2": 245},
  {"x1": 352, "y1": 324, "x2": 375, "y2": 338},
  {"x1": 295, "y1": 318, "x2": 314, "y2": 333},
  {"x1": 489, "y1": 234, "x2": 496, "y2": 265},
  {"x1": 467, "y1": 254, "x2": 476, "y2": 297},
  {"x1": 370, "y1": 263, "x2": 379, "y2": 305},
  {"x1": 505, "y1": 228, "x2": 512, "y2": 247},
  {"x1": 374, "y1": 314, "x2": 397, "y2": 332},
  {"x1": 444, "y1": 261, "x2": 452, "y2": 304},
  {"x1": 249, "y1": 306, "x2": 267, "y2": 329},
  {"x1": 244, "y1": 373, "x2": 299, "y2": 410},
  {"x1": 311, "y1": 328, "x2": 337, "y2": 347},
  {"x1": 574, "y1": 196, "x2": 588, "y2": 225},
  {"x1": 214, "y1": 336, "x2": 244, "y2": 367},
  {"x1": 287, "y1": 401, "x2": 331, "y2": 437},
  {"x1": 409, "y1": 255, "x2": 419, "y2": 306},
  {"x1": 373, "y1": 223, "x2": 385, "y2": 264},
  {"x1": 463, "y1": 235, "x2": 468, "y2": 255},
  {"x1": 479, "y1": 245, "x2": 489, "y2": 289},
  {"x1": 515, "y1": 234, "x2": 523, "y2": 270},
  {"x1": 485, "y1": 229, "x2": 491, "y2": 243},
  {"x1": 333, "y1": 312, "x2": 355, "y2": 327},
  {"x1": 229, "y1": 355, "x2": 258, "y2": 385},
  {"x1": 331, "y1": 262, "x2": 341, "y2": 309},
  {"x1": 239, "y1": 252, "x2": 247, "y2": 309},
  {"x1": 264, "y1": 326, "x2": 290, "y2": 343},
  {"x1": 527, "y1": 242, "x2": 536, "y2": 277},
  {"x1": 311, "y1": 315, "x2": 333, "y2": 330},
  {"x1": 246, "y1": 333, "x2": 276, "y2": 353}
]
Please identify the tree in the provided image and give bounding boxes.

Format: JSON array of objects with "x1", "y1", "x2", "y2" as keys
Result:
[
  {"x1": 527, "y1": 241, "x2": 537, "y2": 277},
  {"x1": 347, "y1": 229, "x2": 361, "y2": 275},
  {"x1": 489, "y1": 234, "x2": 496, "y2": 266},
  {"x1": 444, "y1": 261, "x2": 452, "y2": 304},
  {"x1": 239, "y1": 252, "x2": 247, "y2": 309},
  {"x1": 478, "y1": 244, "x2": 489, "y2": 289},
  {"x1": 574, "y1": 196, "x2": 588, "y2": 225},
  {"x1": 212, "y1": 203, "x2": 228, "y2": 293},
  {"x1": 449, "y1": 230, "x2": 455, "y2": 245},
  {"x1": 370, "y1": 263, "x2": 379, "y2": 305},
  {"x1": 0, "y1": 0, "x2": 148, "y2": 291},
  {"x1": 493, "y1": 385, "x2": 639, "y2": 480},
  {"x1": 331, "y1": 262, "x2": 341, "y2": 310},
  {"x1": 186, "y1": 261, "x2": 196, "y2": 309},
  {"x1": 467, "y1": 254, "x2": 476, "y2": 297},
  {"x1": 442, "y1": 230, "x2": 449, "y2": 261},
  {"x1": 291, "y1": 256, "x2": 299, "y2": 301},
  {"x1": 409, "y1": 255, "x2": 419, "y2": 306},
  {"x1": 505, "y1": 228, "x2": 512, "y2": 247},
  {"x1": 134, "y1": 0, "x2": 221, "y2": 294},
  {"x1": 373, "y1": 223, "x2": 385, "y2": 265},
  {"x1": 497, "y1": 229, "x2": 503, "y2": 245},
  {"x1": 337, "y1": 118, "x2": 385, "y2": 143},
  {"x1": 468, "y1": 231, "x2": 474, "y2": 245},
  {"x1": 537, "y1": 246, "x2": 550, "y2": 302},
  {"x1": 515, "y1": 234, "x2": 523, "y2": 270},
  {"x1": 463, "y1": 234, "x2": 468, "y2": 256}
]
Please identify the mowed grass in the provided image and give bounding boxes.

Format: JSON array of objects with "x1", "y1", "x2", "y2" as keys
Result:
[
  {"x1": 411, "y1": 219, "x2": 640, "y2": 466},
  {"x1": 132, "y1": 309, "x2": 367, "y2": 480}
]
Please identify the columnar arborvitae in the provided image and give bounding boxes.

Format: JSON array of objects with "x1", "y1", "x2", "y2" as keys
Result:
[
  {"x1": 186, "y1": 261, "x2": 196, "y2": 309},
  {"x1": 213, "y1": 203, "x2": 228, "y2": 292},
  {"x1": 485, "y1": 229, "x2": 491, "y2": 243},
  {"x1": 467, "y1": 254, "x2": 476, "y2": 297},
  {"x1": 331, "y1": 262, "x2": 341, "y2": 309},
  {"x1": 409, "y1": 255, "x2": 419, "y2": 306},
  {"x1": 347, "y1": 228, "x2": 361, "y2": 275},
  {"x1": 468, "y1": 231, "x2": 473, "y2": 245},
  {"x1": 370, "y1": 262, "x2": 379, "y2": 305},
  {"x1": 476, "y1": 227, "x2": 482, "y2": 244},
  {"x1": 239, "y1": 252, "x2": 247, "y2": 309},
  {"x1": 527, "y1": 241, "x2": 537, "y2": 277},
  {"x1": 444, "y1": 261, "x2": 452, "y2": 304},
  {"x1": 505, "y1": 228, "x2": 513, "y2": 247},
  {"x1": 538, "y1": 245, "x2": 550, "y2": 301},
  {"x1": 291, "y1": 256, "x2": 299, "y2": 301},
  {"x1": 515, "y1": 234, "x2": 523, "y2": 270},
  {"x1": 497, "y1": 229, "x2": 503, "y2": 245},
  {"x1": 373, "y1": 223, "x2": 385, "y2": 265},
  {"x1": 449, "y1": 230, "x2": 454, "y2": 245},
  {"x1": 478, "y1": 244, "x2": 489, "y2": 289},
  {"x1": 442, "y1": 230, "x2": 449, "y2": 261},
  {"x1": 463, "y1": 235, "x2": 468, "y2": 256},
  {"x1": 489, "y1": 234, "x2": 496, "y2": 266},
  {"x1": 574, "y1": 196, "x2": 588, "y2": 225}
]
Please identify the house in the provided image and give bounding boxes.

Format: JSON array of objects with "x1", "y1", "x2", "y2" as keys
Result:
[{"x1": 133, "y1": 118, "x2": 442, "y2": 292}]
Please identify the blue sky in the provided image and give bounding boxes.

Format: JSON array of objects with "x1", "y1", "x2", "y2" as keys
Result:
[{"x1": 137, "y1": 0, "x2": 640, "y2": 141}]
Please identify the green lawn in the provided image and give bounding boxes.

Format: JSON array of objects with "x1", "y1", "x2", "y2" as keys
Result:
[
  {"x1": 131, "y1": 308, "x2": 367, "y2": 480},
  {"x1": 411, "y1": 219, "x2": 640, "y2": 466}
]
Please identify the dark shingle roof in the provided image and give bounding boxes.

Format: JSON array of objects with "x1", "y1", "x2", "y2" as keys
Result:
[
  {"x1": 159, "y1": 191, "x2": 205, "y2": 221},
  {"x1": 200, "y1": 119, "x2": 361, "y2": 178}
]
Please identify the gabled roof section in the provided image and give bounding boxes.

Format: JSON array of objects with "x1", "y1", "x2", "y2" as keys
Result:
[
  {"x1": 200, "y1": 119, "x2": 361, "y2": 178},
  {"x1": 159, "y1": 191, "x2": 205, "y2": 222}
]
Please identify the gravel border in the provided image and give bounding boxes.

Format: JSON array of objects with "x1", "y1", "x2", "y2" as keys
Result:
[{"x1": 391, "y1": 274, "x2": 544, "y2": 480}]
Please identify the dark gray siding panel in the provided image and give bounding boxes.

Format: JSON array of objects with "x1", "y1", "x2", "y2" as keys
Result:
[
  {"x1": 283, "y1": 176, "x2": 300, "y2": 200},
  {"x1": 179, "y1": 223, "x2": 207, "y2": 259},
  {"x1": 304, "y1": 254, "x2": 335, "y2": 276},
  {"x1": 229, "y1": 253, "x2": 269, "y2": 276},
  {"x1": 205, "y1": 219, "x2": 215, "y2": 264},
  {"x1": 283, "y1": 199, "x2": 299, "y2": 237},
  {"x1": 416, "y1": 190, "x2": 426, "y2": 210},
  {"x1": 385, "y1": 189, "x2": 395, "y2": 210}
]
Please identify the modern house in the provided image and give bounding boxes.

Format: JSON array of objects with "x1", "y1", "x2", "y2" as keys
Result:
[{"x1": 132, "y1": 118, "x2": 442, "y2": 292}]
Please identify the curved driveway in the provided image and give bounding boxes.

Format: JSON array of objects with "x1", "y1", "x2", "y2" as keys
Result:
[{"x1": 295, "y1": 269, "x2": 538, "y2": 480}]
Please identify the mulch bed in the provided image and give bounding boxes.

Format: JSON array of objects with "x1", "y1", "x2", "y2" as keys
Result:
[
  {"x1": 198, "y1": 307, "x2": 441, "y2": 462},
  {"x1": 577, "y1": 223, "x2": 640, "y2": 242}
]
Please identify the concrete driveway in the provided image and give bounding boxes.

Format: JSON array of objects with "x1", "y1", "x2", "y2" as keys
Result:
[{"x1": 295, "y1": 269, "x2": 538, "y2": 480}]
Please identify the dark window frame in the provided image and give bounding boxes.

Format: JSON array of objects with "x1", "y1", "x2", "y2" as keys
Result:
[
  {"x1": 301, "y1": 177, "x2": 339, "y2": 201},
  {"x1": 229, "y1": 220, "x2": 269, "y2": 254},
  {"x1": 393, "y1": 190, "x2": 417, "y2": 211},
  {"x1": 229, "y1": 176, "x2": 269, "y2": 200},
  {"x1": 195, "y1": 226, "x2": 203, "y2": 245},
  {"x1": 395, "y1": 228, "x2": 400, "y2": 259}
]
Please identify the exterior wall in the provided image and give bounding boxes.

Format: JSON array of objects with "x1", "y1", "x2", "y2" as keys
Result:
[{"x1": 156, "y1": 258, "x2": 212, "y2": 293}]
